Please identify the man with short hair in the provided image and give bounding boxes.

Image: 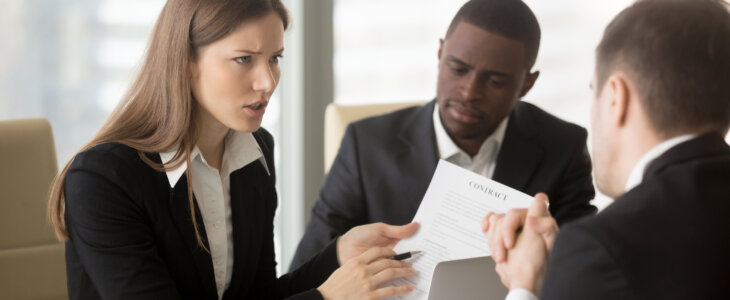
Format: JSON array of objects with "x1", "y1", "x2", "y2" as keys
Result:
[
  {"x1": 292, "y1": 0, "x2": 597, "y2": 269},
  {"x1": 484, "y1": 0, "x2": 730, "y2": 299}
]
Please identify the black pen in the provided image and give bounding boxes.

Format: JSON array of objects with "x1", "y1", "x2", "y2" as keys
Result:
[{"x1": 391, "y1": 251, "x2": 422, "y2": 261}]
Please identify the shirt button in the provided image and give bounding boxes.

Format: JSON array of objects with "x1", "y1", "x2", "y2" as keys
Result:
[{"x1": 214, "y1": 222, "x2": 220, "y2": 229}]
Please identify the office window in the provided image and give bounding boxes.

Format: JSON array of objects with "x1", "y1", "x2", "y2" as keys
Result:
[
  {"x1": 334, "y1": 0, "x2": 630, "y2": 110},
  {"x1": 0, "y1": 0, "x2": 282, "y2": 166},
  {"x1": 2, "y1": 0, "x2": 156, "y2": 164},
  {"x1": 334, "y1": 0, "x2": 730, "y2": 141},
  {"x1": 334, "y1": 0, "x2": 466, "y2": 105}
]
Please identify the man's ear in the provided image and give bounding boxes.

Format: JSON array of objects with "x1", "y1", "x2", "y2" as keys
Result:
[
  {"x1": 519, "y1": 70, "x2": 540, "y2": 98},
  {"x1": 606, "y1": 74, "x2": 630, "y2": 128},
  {"x1": 438, "y1": 38, "x2": 444, "y2": 61}
]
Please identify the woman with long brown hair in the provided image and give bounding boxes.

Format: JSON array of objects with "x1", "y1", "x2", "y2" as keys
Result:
[{"x1": 48, "y1": 0, "x2": 417, "y2": 299}]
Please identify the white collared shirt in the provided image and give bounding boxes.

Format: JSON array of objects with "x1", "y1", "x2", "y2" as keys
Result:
[
  {"x1": 160, "y1": 130, "x2": 270, "y2": 300},
  {"x1": 433, "y1": 104, "x2": 509, "y2": 178},
  {"x1": 624, "y1": 134, "x2": 696, "y2": 192},
  {"x1": 504, "y1": 134, "x2": 697, "y2": 300}
]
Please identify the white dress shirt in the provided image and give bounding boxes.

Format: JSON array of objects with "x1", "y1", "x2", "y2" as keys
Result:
[
  {"x1": 433, "y1": 105, "x2": 509, "y2": 178},
  {"x1": 160, "y1": 130, "x2": 270, "y2": 300},
  {"x1": 504, "y1": 134, "x2": 697, "y2": 300},
  {"x1": 623, "y1": 134, "x2": 696, "y2": 192}
]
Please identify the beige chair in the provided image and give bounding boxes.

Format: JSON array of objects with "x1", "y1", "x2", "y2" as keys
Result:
[
  {"x1": 324, "y1": 101, "x2": 426, "y2": 173},
  {"x1": 0, "y1": 118, "x2": 67, "y2": 299}
]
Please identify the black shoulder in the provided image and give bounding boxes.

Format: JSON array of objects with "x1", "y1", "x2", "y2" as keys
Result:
[
  {"x1": 514, "y1": 101, "x2": 588, "y2": 144},
  {"x1": 66, "y1": 142, "x2": 158, "y2": 205},
  {"x1": 70, "y1": 142, "x2": 147, "y2": 173},
  {"x1": 517, "y1": 101, "x2": 586, "y2": 134}
]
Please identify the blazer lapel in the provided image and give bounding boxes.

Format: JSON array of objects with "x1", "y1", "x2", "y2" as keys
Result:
[
  {"x1": 167, "y1": 175, "x2": 218, "y2": 299},
  {"x1": 492, "y1": 102, "x2": 545, "y2": 191},
  {"x1": 224, "y1": 162, "x2": 267, "y2": 297},
  {"x1": 396, "y1": 100, "x2": 440, "y2": 210}
]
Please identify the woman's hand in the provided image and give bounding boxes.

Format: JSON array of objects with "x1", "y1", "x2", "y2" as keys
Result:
[
  {"x1": 317, "y1": 247, "x2": 415, "y2": 300},
  {"x1": 336, "y1": 222, "x2": 419, "y2": 265}
]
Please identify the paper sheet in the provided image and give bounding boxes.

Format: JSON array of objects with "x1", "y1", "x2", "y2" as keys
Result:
[{"x1": 388, "y1": 160, "x2": 533, "y2": 300}]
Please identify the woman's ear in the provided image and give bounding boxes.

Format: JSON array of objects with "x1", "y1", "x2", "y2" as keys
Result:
[
  {"x1": 188, "y1": 56, "x2": 201, "y2": 101},
  {"x1": 189, "y1": 60, "x2": 199, "y2": 81}
]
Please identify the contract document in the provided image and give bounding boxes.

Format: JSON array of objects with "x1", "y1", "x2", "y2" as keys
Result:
[{"x1": 388, "y1": 160, "x2": 534, "y2": 300}]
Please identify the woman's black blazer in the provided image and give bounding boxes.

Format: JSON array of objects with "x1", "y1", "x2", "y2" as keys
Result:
[{"x1": 64, "y1": 128, "x2": 338, "y2": 300}]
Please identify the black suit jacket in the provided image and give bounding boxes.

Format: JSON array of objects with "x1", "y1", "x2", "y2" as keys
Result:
[
  {"x1": 64, "y1": 129, "x2": 338, "y2": 300},
  {"x1": 541, "y1": 133, "x2": 730, "y2": 299},
  {"x1": 292, "y1": 100, "x2": 596, "y2": 269}
]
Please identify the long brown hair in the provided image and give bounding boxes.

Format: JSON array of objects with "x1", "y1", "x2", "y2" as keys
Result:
[{"x1": 48, "y1": 0, "x2": 289, "y2": 248}]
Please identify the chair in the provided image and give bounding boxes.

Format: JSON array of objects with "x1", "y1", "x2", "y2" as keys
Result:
[
  {"x1": 0, "y1": 118, "x2": 67, "y2": 299},
  {"x1": 324, "y1": 101, "x2": 425, "y2": 173}
]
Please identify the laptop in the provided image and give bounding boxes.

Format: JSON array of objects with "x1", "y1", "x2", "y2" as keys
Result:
[{"x1": 427, "y1": 256, "x2": 508, "y2": 300}]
